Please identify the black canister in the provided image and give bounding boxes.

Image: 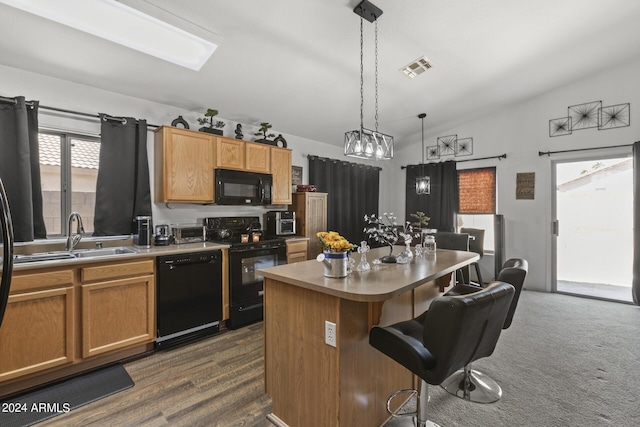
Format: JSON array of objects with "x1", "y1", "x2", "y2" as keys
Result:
[{"x1": 134, "y1": 215, "x2": 152, "y2": 248}]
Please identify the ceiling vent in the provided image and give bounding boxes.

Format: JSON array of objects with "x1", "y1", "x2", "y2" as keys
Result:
[{"x1": 400, "y1": 56, "x2": 432, "y2": 79}]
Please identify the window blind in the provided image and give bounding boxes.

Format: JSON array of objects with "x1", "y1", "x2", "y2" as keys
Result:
[{"x1": 458, "y1": 167, "x2": 496, "y2": 214}]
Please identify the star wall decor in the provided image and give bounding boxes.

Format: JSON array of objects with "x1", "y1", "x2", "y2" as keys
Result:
[
  {"x1": 437, "y1": 135, "x2": 457, "y2": 156},
  {"x1": 455, "y1": 138, "x2": 473, "y2": 156},
  {"x1": 426, "y1": 145, "x2": 440, "y2": 160},
  {"x1": 548, "y1": 100, "x2": 630, "y2": 137},
  {"x1": 598, "y1": 103, "x2": 630, "y2": 130}
]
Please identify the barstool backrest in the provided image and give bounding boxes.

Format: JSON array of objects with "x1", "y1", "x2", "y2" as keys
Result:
[
  {"x1": 497, "y1": 258, "x2": 529, "y2": 329},
  {"x1": 460, "y1": 227, "x2": 485, "y2": 258},
  {"x1": 421, "y1": 282, "x2": 514, "y2": 384},
  {"x1": 434, "y1": 231, "x2": 469, "y2": 251}
]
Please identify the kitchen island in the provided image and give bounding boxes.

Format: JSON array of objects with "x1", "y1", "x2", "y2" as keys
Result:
[{"x1": 259, "y1": 246, "x2": 478, "y2": 427}]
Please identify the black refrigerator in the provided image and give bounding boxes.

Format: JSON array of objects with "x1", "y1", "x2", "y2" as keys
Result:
[{"x1": 0, "y1": 178, "x2": 14, "y2": 329}]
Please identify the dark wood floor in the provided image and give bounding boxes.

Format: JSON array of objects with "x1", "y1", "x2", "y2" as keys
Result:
[{"x1": 40, "y1": 322, "x2": 273, "y2": 427}]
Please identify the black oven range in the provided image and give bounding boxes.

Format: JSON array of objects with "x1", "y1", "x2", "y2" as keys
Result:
[{"x1": 203, "y1": 216, "x2": 286, "y2": 329}]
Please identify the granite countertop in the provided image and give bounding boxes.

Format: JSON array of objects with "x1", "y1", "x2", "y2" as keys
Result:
[
  {"x1": 259, "y1": 246, "x2": 478, "y2": 302},
  {"x1": 8, "y1": 241, "x2": 229, "y2": 272}
]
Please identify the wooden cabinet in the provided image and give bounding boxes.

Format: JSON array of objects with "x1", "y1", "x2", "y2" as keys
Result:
[
  {"x1": 80, "y1": 260, "x2": 155, "y2": 358},
  {"x1": 0, "y1": 269, "x2": 75, "y2": 382},
  {"x1": 154, "y1": 126, "x2": 215, "y2": 203},
  {"x1": 291, "y1": 192, "x2": 327, "y2": 258},
  {"x1": 245, "y1": 142, "x2": 271, "y2": 173},
  {"x1": 154, "y1": 126, "x2": 293, "y2": 205},
  {"x1": 215, "y1": 137, "x2": 246, "y2": 170},
  {"x1": 271, "y1": 147, "x2": 292, "y2": 204},
  {"x1": 286, "y1": 239, "x2": 308, "y2": 264}
]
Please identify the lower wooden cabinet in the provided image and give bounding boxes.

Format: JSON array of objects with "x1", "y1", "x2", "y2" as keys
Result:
[
  {"x1": 0, "y1": 259, "x2": 155, "y2": 393},
  {"x1": 0, "y1": 286, "x2": 74, "y2": 382},
  {"x1": 81, "y1": 275, "x2": 155, "y2": 358},
  {"x1": 286, "y1": 239, "x2": 308, "y2": 264}
]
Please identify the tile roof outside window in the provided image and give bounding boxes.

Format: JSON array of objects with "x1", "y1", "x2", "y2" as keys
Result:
[{"x1": 38, "y1": 134, "x2": 100, "y2": 169}]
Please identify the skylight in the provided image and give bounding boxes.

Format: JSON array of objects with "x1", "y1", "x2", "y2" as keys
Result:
[{"x1": 0, "y1": 0, "x2": 217, "y2": 71}]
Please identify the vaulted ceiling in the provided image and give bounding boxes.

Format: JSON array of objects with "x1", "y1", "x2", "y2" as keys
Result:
[{"x1": 1, "y1": 0, "x2": 640, "y2": 149}]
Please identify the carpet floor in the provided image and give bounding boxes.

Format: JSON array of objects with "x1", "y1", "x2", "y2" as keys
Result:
[{"x1": 384, "y1": 290, "x2": 640, "y2": 427}]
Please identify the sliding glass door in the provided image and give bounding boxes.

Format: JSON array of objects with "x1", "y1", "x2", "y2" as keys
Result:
[{"x1": 553, "y1": 155, "x2": 633, "y2": 302}]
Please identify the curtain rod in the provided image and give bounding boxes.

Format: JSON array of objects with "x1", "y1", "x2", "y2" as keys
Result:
[
  {"x1": 538, "y1": 142, "x2": 637, "y2": 157},
  {"x1": 400, "y1": 153, "x2": 507, "y2": 169},
  {"x1": 307, "y1": 154, "x2": 382, "y2": 170},
  {"x1": 0, "y1": 95, "x2": 159, "y2": 128}
]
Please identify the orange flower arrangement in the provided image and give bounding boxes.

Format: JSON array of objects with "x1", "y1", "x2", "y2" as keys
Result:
[{"x1": 317, "y1": 231, "x2": 357, "y2": 253}]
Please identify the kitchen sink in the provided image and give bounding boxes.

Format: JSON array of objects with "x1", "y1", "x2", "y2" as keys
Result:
[
  {"x1": 14, "y1": 252, "x2": 77, "y2": 263},
  {"x1": 72, "y1": 247, "x2": 137, "y2": 258},
  {"x1": 12, "y1": 247, "x2": 137, "y2": 263}
]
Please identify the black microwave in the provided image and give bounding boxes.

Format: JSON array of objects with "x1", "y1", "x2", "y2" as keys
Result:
[{"x1": 215, "y1": 169, "x2": 273, "y2": 205}]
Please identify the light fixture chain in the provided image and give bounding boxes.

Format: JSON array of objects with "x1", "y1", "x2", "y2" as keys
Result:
[
  {"x1": 374, "y1": 19, "x2": 379, "y2": 132},
  {"x1": 360, "y1": 17, "x2": 364, "y2": 130}
]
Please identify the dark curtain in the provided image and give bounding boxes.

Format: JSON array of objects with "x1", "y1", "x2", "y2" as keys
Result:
[
  {"x1": 308, "y1": 156, "x2": 379, "y2": 245},
  {"x1": 405, "y1": 161, "x2": 458, "y2": 232},
  {"x1": 0, "y1": 96, "x2": 46, "y2": 241},
  {"x1": 93, "y1": 115, "x2": 151, "y2": 236},
  {"x1": 633, "y1": 142, "x2": 640, "y2": 305}
]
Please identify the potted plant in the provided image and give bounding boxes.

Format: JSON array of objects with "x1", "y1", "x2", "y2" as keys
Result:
[
  {"x1": 254, "y1": 122, "x2": 276, "y2": 144},
  {"x1": 198, "y1": 109, "x2": 225, "y2": 135},
  {"x1": 364, "y1": 213, "x2": 416, "y2": 263}
]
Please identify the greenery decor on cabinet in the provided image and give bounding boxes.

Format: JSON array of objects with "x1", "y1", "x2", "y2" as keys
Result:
[
  {"x1": 198, "y1": 109, "x2": 225, "y2": 135},
  {"x1": 254, "y1": 122, "x2": 275, "y2": 144}
]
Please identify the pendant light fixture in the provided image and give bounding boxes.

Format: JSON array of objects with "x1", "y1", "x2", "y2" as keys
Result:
[
  {"x1": 416, "y1": 113, "x2": 431, "y2": 194},
  {"x1": 344, "y1": 0, "x2": 394, "y2": 160}
]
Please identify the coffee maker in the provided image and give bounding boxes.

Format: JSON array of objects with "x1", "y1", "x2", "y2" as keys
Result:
[{"x1": 133, "y1": 216, "x2": 152, "y2": 248}]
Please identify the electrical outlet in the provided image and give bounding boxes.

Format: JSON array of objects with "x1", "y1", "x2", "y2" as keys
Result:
[{"x1": 325, "y1": 320, "x2": 337, "y2": 347}]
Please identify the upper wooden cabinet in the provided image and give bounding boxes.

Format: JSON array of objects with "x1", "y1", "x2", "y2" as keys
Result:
[
  {"x1": 215, "y1": 137, "x2": 245, "y2": 170},
  {"x1": 271, "y1": 147, "x2": 292, "y2": 204},
  {"x1": 245, "y1": 142, "x2": 271, "y2": 173},
  {"x1": 155, "y1": 127, "x2": 293, "y2": 204},
  {"x1": 154, "y1": 126, "x2": 215, "y2": 203}
]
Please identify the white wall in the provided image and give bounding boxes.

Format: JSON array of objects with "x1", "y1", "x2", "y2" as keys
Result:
[
  {"x1": 0, "y1": 64, "x2": 395, "y2": 228},
  {"x1": 3, "y1": 56, "x2": 639, "y2": 291},
  {"x1": 391, "y1": 57, "x2": 640, "y2": 291}
]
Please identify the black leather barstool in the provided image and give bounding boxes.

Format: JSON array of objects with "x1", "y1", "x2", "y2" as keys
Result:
[
  {"x1": 433, "y1": 231, "x2": 469, "y2": 285},
  {"x1": 441, "y1": 258, "x2": 529, "y2": 403},
  {"x1": 369, "y1": 282, "x2": 515, "y2": 427},
  {"x1": 460, "y1": 227, "x2": 485, "y2": 286}
]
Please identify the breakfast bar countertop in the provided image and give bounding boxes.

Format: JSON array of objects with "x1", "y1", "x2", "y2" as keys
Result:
[{"x1": 258, "y1": 245, "x2": 479, "y2": 302}]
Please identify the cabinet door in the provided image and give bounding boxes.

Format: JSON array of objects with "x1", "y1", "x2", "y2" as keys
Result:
[
  {"x1": 155, "y1": 127, "x2": 215, "y2": 203},
  {"x1": 216, "y1": 137, "x2": 246, "y2": 170},
  {"x1": 81, "y1": 275, "x2": 155, "y2": 358},
  {"x1": 271, "y1": 147, "x2": 292, "y2": 204},
  {"x1": 0, "y1": 287, "x2": 74, "y2": 382},
  {"x1": 246, "y1": 142, "x2": 271, "y2": 173},
  {"x1": 306, "y1": 193, "x2": 327, "y2": 257}
]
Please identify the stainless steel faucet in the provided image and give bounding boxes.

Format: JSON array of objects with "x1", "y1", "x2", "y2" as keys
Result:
[{"x1": 66, "y1": 212, "x2": 85, "y2": 251}]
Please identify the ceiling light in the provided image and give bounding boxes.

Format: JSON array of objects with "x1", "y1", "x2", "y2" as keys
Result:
[
  {"x1": 416, "y1": 113, "x2": 430, "y2": 195},
  {"x1": 344, "y1": 0, "x2": 394, "y2": 161},
  {"x1": 401, "y1": 56, "x2": 433, "y2": 79},
  {"x1": 0, "y1": 0, "x2": 217, "y2": 71}
]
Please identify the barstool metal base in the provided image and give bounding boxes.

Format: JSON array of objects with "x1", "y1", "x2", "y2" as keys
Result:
[
  {"x1": 440, "y1": 364, "x2": 502, "y2": 403},
  {"x1": 384, "y1": 380, "x2": 441, "y2": 427}
]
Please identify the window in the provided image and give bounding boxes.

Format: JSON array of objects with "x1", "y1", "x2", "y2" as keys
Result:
[
  {"x1": 39, "y1": 132, "x2": 100, "y2": 236},
  {"x1": 457, "y1": 167, "x2": 496, "y2": 251}
]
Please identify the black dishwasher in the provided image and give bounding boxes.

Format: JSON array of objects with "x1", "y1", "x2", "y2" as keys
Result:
[{"x1": 156, "y1": 250, "x2": 222, "y2": 350}]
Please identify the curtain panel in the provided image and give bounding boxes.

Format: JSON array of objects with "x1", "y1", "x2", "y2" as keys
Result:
[
  {"x1": 405, "y1": 161, "x2": 459, "y2": 232},
  {"x1": 308, "y1": 156, "x2": 380, "y2": 245},
  {"x1": 93, "y1": 115, "x2": 151, "y2": 236},
  {"x1": 0, "y1": 96, "x2": 46, "y2": 241},
  {"x1": 633, "y1": 141, "x2": 640, "y2": 305}
]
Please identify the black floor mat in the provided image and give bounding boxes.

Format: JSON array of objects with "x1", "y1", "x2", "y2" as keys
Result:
[{"x1": 0, "y1": 364, "x2": 134, "y2": 427}]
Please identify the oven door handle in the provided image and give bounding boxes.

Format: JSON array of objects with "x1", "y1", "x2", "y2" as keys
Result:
[{"x1": 229, "y1": 245, "x2": 283, "y2": 253}]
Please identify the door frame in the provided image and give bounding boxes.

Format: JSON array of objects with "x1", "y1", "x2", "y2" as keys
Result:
[{"x1": 550, "y1": 149, "x2": 632, "y2": 295}]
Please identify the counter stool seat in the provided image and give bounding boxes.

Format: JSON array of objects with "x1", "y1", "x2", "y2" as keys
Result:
[{"x1": 369, "y1": 282, "x2": 515, "y2": 426}]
